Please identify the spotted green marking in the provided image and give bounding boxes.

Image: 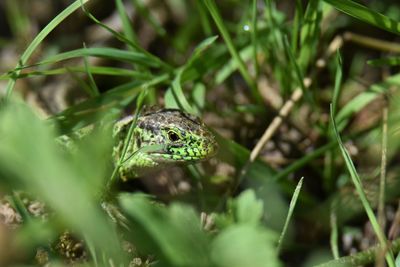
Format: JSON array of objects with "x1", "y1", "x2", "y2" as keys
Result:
[{"x1": 112, "y1": 108, "x2": 218, "y2": 180}]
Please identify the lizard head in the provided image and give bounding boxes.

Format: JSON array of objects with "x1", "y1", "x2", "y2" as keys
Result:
[{"x1": 113, "y1": 108, "x2": 218, "y2": 179}]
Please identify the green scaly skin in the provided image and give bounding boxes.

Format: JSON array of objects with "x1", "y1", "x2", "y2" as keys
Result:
[{"x1": 112, "y1": 108, "x2": 218, "y2": 180}]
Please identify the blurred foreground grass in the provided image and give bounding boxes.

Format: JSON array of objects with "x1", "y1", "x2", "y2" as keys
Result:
[{"x1": 1, "y1": 0, "x2": 400, "y2": 266}]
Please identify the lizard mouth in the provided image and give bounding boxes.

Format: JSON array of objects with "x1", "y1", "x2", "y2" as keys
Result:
[{"x1": 149, "y1": 136, "x2": 218, "y2": 163}]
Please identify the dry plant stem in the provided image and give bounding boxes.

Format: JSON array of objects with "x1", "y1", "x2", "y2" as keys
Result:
[
  {"x1": 388, "y1": 200, "x2": 400, "y2": 239},
  {"x1": 253, "y1": 34, "x2": 342, "y2": 158},
  {"x1": 344, "y1": 32, "x2": 400, "y2": 53},
  {"x1": 249, "y1": 79, "x2": 311, "y2": 162},
  {"x1": 375, "y1": 105, "x2": 388, "y2": 267},
  {"x1": 317, "y1": 237, "x2": 400, "y2": 267}
]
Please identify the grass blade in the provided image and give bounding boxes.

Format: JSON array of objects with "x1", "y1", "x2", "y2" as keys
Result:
[
  {"x1": 5, "y1": 0, "x2": 91, "y2": 99},
  {"x1": 277, "y1": 177, "x2": 304, "y2": 253},
  {"x1": 203, "y1": 0, "x2": 262, "y2": 104},
  {"x1": 323, "y1": 0, "x2": 400, "y2": 35},
  {"x1": 330, "y1": 104, "x2": 396, "y2": 267}
]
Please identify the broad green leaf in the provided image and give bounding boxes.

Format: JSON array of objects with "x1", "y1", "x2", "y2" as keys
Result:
[
  {"x1": 164, "y1": 87, "x2": 180, "y2": 109},
  {"x1": 119, "y1": 194, "x2": 211, "y2": 267},
  {"x1": 211, "y1": 225, "x2": 281, "y2": 267},
  {"x1": 232, "y1": 189, "x2": 263, "y2": 225},
  {"x1": 192, "y1": 83, "x2": 206, "y2": 111},
  {"x1": 0, "y1": 101, "x2": 124, "y2": 264}
]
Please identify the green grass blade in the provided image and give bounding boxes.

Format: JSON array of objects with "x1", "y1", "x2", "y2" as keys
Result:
[
  {"x1": 332, "y1": 51, "x2": 343, "y2": 116},
  {"x1": 83, "y1": 44, "x2": 100, "y2": 97},
  {"x1": 277, "y1": 177, "x2": 304, "y2": 253},
  {"x1": 195, "y1": 0, "x2": 212, "y2": 36},
  {"x1": 323, "y1": 0, "x2": 400, "y2": 35},
  {"x1": 251, "y1": 0, "x2": 259, "y2": 78},
  {"x1": 1, "y1": 66, "x2": 152, "y2": 79},
  {"x1": 130, "y1": 0, "x2": 167, "y2": 38},
  {"x1": 5, "y1": 0, "x2": 91, "y2": 99},
  {"x1": 291, "y1": 0, "x2": 303, "y2": 53},
  {"x1": 272, "y1": 141, "x2": 338, "y2": 181},
  {"x1": 298, "y1": 0, "x2": 321, "y2": 70},
  {"x1": 203, "y1": 0, "x2": 262, "y2": 104},
  {"x1": 49, "y1": 74, "x2": 169, "y2": 134},
  {"x1": 330, "y1": 104, "x2": 396, "y2": 267},
  {"x1": 335, "y1": 74, "x2": 400, "y2": 130},
  {"x1": 368, "y1": 57, "x2": 400, "y2": 67},
  {"x1": 81, "y1": 3, "x2": 171, "y2": 71},
  {"x1": 115, "y1": 0, "x2": 138, "y2": 47},
  {"x1": 171, "y1": 68, "x2": 196, "y2": 115},
  {"x1": 33, "y1": 47, "x2": 162, "y2": 68}
]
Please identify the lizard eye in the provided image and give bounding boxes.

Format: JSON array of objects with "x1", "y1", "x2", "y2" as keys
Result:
[{"x1": 167, "y1": 131, "x2": 180, "y2": 142}]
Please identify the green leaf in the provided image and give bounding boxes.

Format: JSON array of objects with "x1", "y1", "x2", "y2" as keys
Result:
[
  {"x1": 0, "y1": 100, "x2": 124, "y2": 265},
  {"x1": 192, "y1": 83, "x2": 206, "y2": 111},
  {"x1": 171, "y1": 69, "x2": 197, "y2": 115},
  {"x1": 186, "y1": 35, "x2": 218, "y2": 67},
  {"x1": 211, "y1": 225, "x2": 281, "y2": 267},
  {"x1": 164, "y1": 87, "x2": 180, "y2": 109},
  {"x1": 119, "y1": 194, "x2": 211, "y2": 267},
  {"x1": 232, "y1": 189, "x2": 263, "y2": 225}
]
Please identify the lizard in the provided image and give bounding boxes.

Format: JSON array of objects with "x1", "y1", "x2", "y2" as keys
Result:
[
  {"x1": 1, "y1": 107, "x2": 219, "y2": 264},
  {"x1": 112, "y1": 108, "x2": 219, "y2": 180}
]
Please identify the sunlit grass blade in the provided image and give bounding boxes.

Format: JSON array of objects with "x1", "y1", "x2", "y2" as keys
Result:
[
  {"x1": 29, "y1": 47, "x2": 162, "y2": 69},
  {"x1": 251, "y1": 0, "x2": 259, "y2": 78},
  {"x1": 335, "y1": 74, "x2": 400, "y2": 130},
  {"x1": 330, "y1": 104, "x2": 396, "y2": 267},
  {"x1": 115, "y1": 0, "x2": 138, "y2": 47},
  {"x1": 277, "y1": 177, "x2": 304, "y2": 253},
  {"x1": 323, "y1": 0, "x2": 400, "y2": 35},
  {"x1": 109, "y1": 89, "x2": 146, "y2": 184},
  {"x1": 298, "y1": 0, "x2": 321, "y2": 70},
  {"x1": 5, "y1": 0, "x2": 91, "y2": 99},
  {"x1": 49, "y1": 74, "x2": 169, "y2": 134},
  {"x1": 203, "y1": 0, "x2": 262, "y2": 104},
  {"x1": 169, "y1": 36, "x2": 218, "y2": 115},
  {"x1": 171, "y1": 69, "x2": 196, "y2": 115},
  {"x1": 291, "y1": 0, "x2": 303, "y2": 53},
  {"x1": 80, "y1": 1, "x2": 172, "y2": 71},
  {"x1": 1, "y1": 66, "x2": 152, "y2": 80}
]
